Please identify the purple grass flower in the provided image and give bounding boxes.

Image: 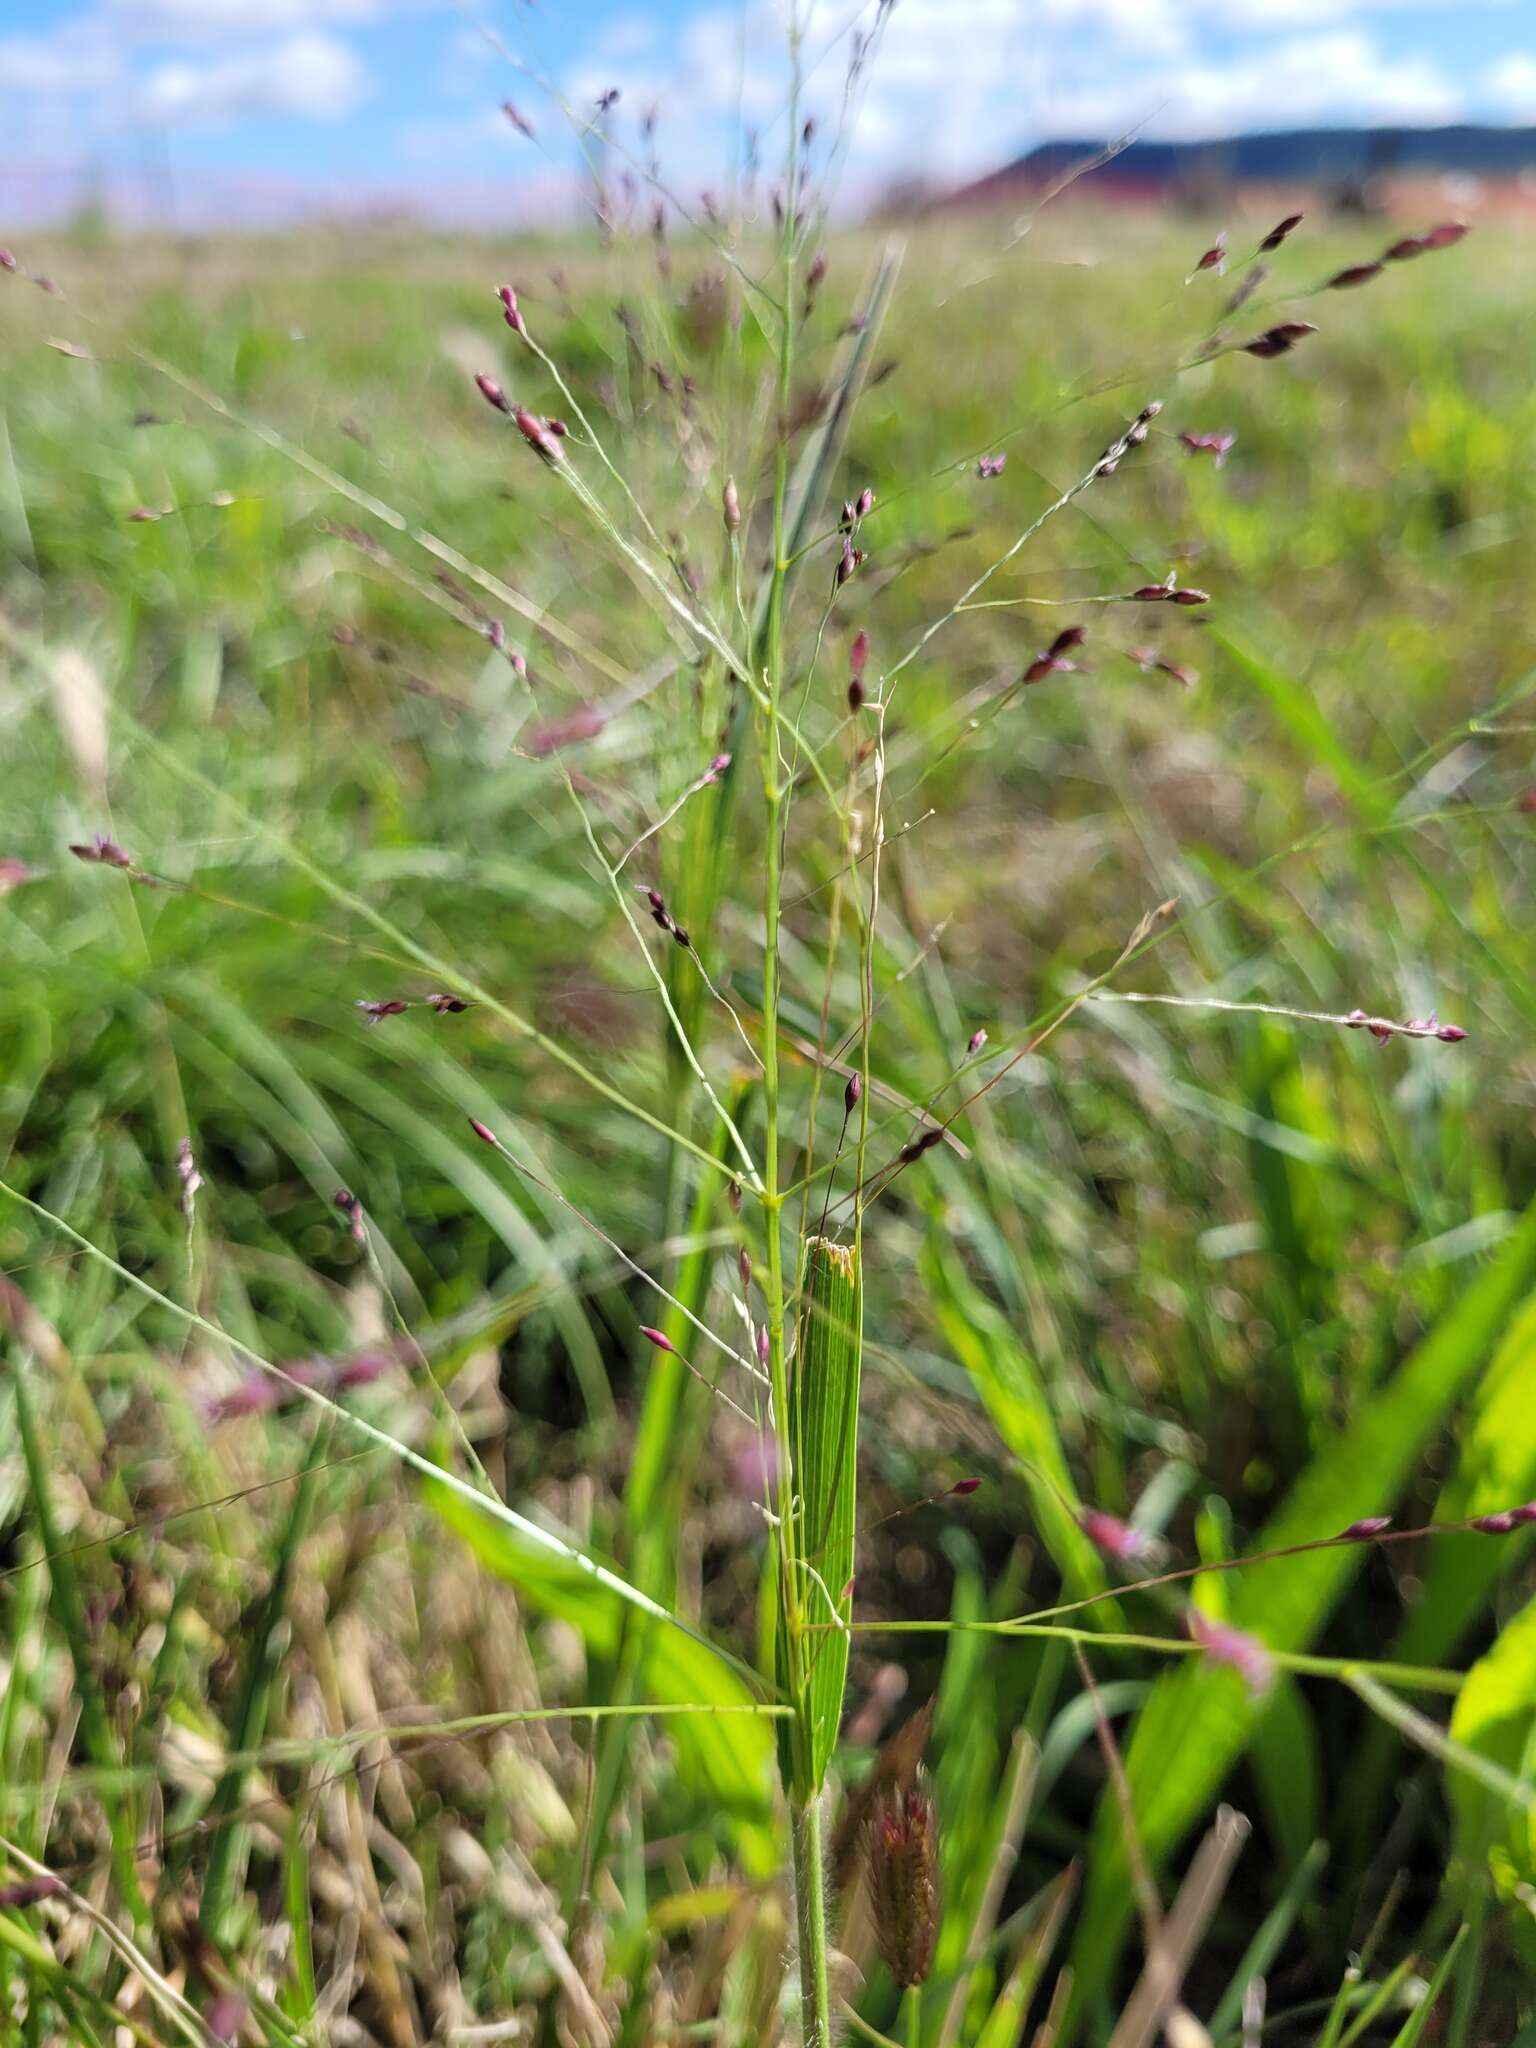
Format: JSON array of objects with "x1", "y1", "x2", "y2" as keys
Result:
[
  {"x1": 865, "y1": 1776, "x2": 941, "y2": 1989},
  {"x1": 1179, "y1": 430, "x2": 1236, "y2": 467},
  {"x1": 0, "y1": 1876, "x2": 63, "y2": 1908},
  {"x1": 1187, "y1": 1608, "x2": 1275, "y2": 1699},
  {"x1": 1079, "y1": 1507, "x2": 1153, "y2": 1564},
  {"x1": 69, "y1": 834, "x2": 132, "y2": 868},
  {"x1": 976, "y1": 453, "x2": 1006, "y2": 479}
]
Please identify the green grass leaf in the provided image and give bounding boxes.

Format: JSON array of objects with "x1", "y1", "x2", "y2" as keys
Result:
[
  {"x1": 790, "y1": 1235, "x2": 863, "y2": 1797},
  {"x1": 423, "y1": 1475, "x2": 780, "y2": 1877},
  {"x1": 1063, "y1": 1195, "x2": 1536, "y2": 2040}
]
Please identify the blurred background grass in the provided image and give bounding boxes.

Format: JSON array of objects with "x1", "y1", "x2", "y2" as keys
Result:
[{"x1": 2, "y1": 209, "x2": 1535, "y2": 2043}]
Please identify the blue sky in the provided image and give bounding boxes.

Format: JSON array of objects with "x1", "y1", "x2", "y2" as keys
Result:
[{"x1": 2, "y1": 0, "x2": 1534, "y2": 224}]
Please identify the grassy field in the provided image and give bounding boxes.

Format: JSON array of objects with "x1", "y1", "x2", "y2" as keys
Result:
[{"x1": 2, "y1": 187, "x2": 1536, "y2": 2048}]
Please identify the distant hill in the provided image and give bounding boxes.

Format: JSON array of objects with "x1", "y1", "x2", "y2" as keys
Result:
[{"x1": 948, "y1": 125, "x2": 1536, "y2": 208}]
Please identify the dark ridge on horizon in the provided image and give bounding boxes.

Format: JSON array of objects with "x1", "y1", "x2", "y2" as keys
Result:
[{"x1": 953, "y1": 123, "x2": 1536, "y2": 200}]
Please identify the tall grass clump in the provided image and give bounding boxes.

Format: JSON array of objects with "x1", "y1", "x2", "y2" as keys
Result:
[{"x1": 3, "y1": 7, "x2": 1536, "y2": 2046}]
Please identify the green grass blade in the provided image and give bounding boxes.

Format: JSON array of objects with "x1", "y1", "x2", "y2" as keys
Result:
[
  {"x1": 198, "y1": 1423, "x2": 329, "y2": 1943},
  {"x1": 791, "y1": 1235, "x2": 863, "y2": 1797},
  {"x1": 1064, "y1": 1195, "x2": 1536, "y2": 2041},
  {"x1": 10, "y1": 1357, "x2": 147, "y2": 1932},
  {"x1": 1387, "y1": 1928, "x2": 1467, "y2": 2048},
  {"x1": 1444, "y1": 1590, "x2": 1536, "y2": 1895},
  {"x1": 422, "y1": 1474, "x2": 780, "y2": 1877}
]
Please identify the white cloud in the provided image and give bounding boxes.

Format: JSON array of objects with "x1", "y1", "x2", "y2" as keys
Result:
[
  {"x1": 0, "y1": 21, "x2": 118, "y2": 96},
  {"x1": 107, "y1": 0, "x2": 388, "y2": 41},
  {"x1": 138, "y1": 30, "x2": 369, "y2": 126},
  {"x1": 1486, "y1": 51, "x2": 1536, "y2": 117},
  {"x1": 558, "y1": 0, "x2": 1480, "y2": 195},
  {"x1": 1033, "y1": 31, "x2": 1463, "y2": 146}
]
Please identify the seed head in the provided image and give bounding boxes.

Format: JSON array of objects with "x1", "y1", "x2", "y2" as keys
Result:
[
  {"x1": 864, "y1": 1774, "x2": 941, "y2": 1989},
  {"x1": 1326, "y1": 262, "x2": 1383, "y2": 290},
  {"x1": 850, "y1": 629, "x2": 870, "y2": 683},
  {"x1": 1025, "y1": 623, "x2": 1085, "y2": 684},
  {"x1": 1511, "y1": 1503, "x2": 1536, "y2": 1525},
  {"x1": 176, "y1": 1137, "x2": 203, "y2": 1219},
  {"x1": 844, "y1": 1071, "x2": 862, "y2": 1115},
  {"x1": 1258, "y1": 212, "x2": 1304, "y2": 252},
  {"x1": 1242, "y1": 322, "x2": 1317, "y2": 359},
  {"x1": 856, "y1": 486, "x2": 875, "y2": 519},
  {"x1": 976, "y1": 453, "x2": 1006, "y2": 479},
  {"x1": 474, "y1": 372, "x2": 512, "y2": 414},
  {"x1": 727, "y1": 1179, "x2": 743, "y2": 1215},
  {"x1": 967, "y1": 1028, "x2": 987, "y2": 1056},
  {"x1": 0, "y1": 249, "x2": 16, "y2": 272},
  {"x1": 356, "y1": 998, "x2": 409, "y2": 1024},
  {"x1": 1471, "y1": 1511, "x2": 1518, "y2": 1535},
  {"x1": 513, "y1": 405, "x2": 564, "y2": 463},
  {"x1": 722, "y1": 476, "x2": 742, "y2": 532},
  {"x1": 639, "y1": 1325, "x2": 680, "y2": 1357},
  {"x1": 1223, "y1": 264, "x2": 1267, "y2": 316},
  {"x1": 1339, "y1": 1516, "x2": 1394, "y2": 1541},
  {"x1": 1131, "y1": 580, "x2": 1207, "y2": 606},
  {"x1": 949, "y1": 1477, "x2": 983, "y2": 1497},
  {"x1": 738, "y1": 1246, "x2": 752, "y2": 1290},
  {"x1": 1421, "y1": 221, "x2": 1470, "y2": 251},
  {"x1": 897, "y1": 1126, "x2": 945, "y2": 1165},
  {"x1": 468, "y1": 1117, "x2": 498, "y2": 1145},
  {"x1": 427, "y1": 992, "x2": 471, "y2": 1014},
  {"x1": 1127, "y1": 646, "x2": 1198, "y2": 689},
  {"x1": 500, "y1": 101, "x2": 535, "y2": 140},
  {"x1": 497, "y1": 284, "x2": 525, "y2": 335},
  {"x1": 1191, "y1": 231, "x2": 1227, "y2": 276}
]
